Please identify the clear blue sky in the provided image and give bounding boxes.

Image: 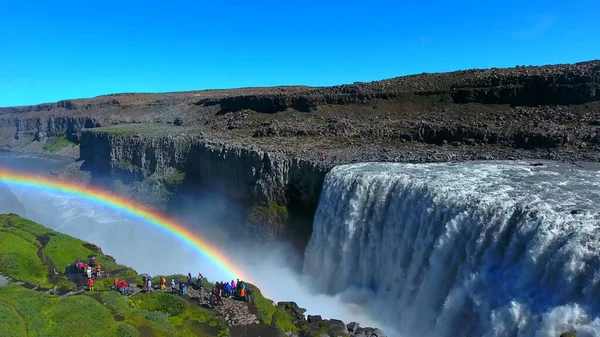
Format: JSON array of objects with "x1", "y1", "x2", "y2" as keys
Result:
[{"x1": 1, "y1": 0, "x2": 598, "y2": 107}]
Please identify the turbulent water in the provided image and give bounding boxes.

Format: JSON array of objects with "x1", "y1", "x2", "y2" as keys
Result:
[{"x1": 303, "y1": 161, "x2": 600, "y2": 337}]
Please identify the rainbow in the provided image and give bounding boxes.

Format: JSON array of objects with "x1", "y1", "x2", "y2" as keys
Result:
[{"x1": 0, "y1": 168, "x2": 253, "y2": 285}]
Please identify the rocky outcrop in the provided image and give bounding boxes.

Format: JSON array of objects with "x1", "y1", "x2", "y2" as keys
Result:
[
  {"x1": 277, "y1": 302, "x2": 387, "y2": 337},
  {"x1": 190, "y1": 61, "x2": 600, "y2": 114},
  {"x1": 5, "y1": 116, "x2": 102, "y2": 143}
]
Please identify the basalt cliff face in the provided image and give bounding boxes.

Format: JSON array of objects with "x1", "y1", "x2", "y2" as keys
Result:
[
  {"x1": 77, "y1": 126, "x2": 328, "y2": 246},
  {"x1": 2, "y1": 59, "x2": 600, "y2": 247}
]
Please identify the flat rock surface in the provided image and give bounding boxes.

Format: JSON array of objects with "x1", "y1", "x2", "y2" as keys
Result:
[{"x1": 0, "y1": 274, "x2": 9, "y2": 287}]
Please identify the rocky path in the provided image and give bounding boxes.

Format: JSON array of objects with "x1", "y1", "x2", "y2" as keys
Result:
[
  {"x1": 181, "y1": 286, "x2": 260, "y2": 327},
  {"x1": 214, "y1": 297, "x2": 260, "y2": 327}
]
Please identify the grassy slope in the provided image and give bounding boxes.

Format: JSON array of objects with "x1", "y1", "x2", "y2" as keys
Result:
[
  {"x1": 0, "y1": 213, "x2": 229, "y2": 337},
  {"x1": 42, "y1": 135, "x2": 76, "y2": 153}
]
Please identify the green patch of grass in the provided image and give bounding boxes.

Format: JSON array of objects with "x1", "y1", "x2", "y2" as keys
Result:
[
  {"x1": 130, "y1": 292, "x2": 187, "y2": 316},
  {"x1": 0, "y1": 285, "x2": 59, "y2": 335},
  {"x1": 247, "y1": 283, "x2": 276, "y2": 324},
  {"x1": 162, "y1": 169, "x2": 186, "y2": 188},
  {"x1": 273, "y1": 305, "x2": 299, "y2": 333},
  {"x1": 0, "y1": 214, "x2": 51, "y2": 236},
  {"x1": 247, "y1": 203, "x2": 289, "y2": 229},
  {"x1": 118, "y1": 160, "x2": 132, "y2": 170},
  {"x1": 0, "y1": 301, "x2": 27, "y2": 337},
  {"x1": 108, "y1": 322, "x2": 140, "y2": 337},
  {"x1": 43, "y1": 135, "x2": 75, "y2": 152},
  {"x1": 45, "y1": 295, "x2": 115, "y2": 337},
  {"x1": 0, "y1": 232, "x2": 50, "y2": 287},
  {"x1": 42, "y1": 234, "x2": 97, "y2": 271}
]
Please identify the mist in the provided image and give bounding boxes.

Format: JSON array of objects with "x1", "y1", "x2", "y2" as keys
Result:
[{"x1": 0, "y1": 152, "x2": 392, "y2": 335}]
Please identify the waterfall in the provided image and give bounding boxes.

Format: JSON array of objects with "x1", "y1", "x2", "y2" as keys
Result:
[{"x1": 303, "y1": 161, "x2": 600, "y2": 337}]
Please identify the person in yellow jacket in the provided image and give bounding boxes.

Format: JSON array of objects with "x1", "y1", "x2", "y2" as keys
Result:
[{"x1": 160, "y1": 277, "x2": 166, "y2": 290}]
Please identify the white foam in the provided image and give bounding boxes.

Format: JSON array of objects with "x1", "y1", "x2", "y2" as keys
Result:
[{"x1": 303, "y1": 161, "x2": 600, "y2": 337}]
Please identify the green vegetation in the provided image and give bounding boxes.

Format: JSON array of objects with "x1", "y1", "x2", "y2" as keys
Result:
[
  {"x1": 246, "y1": 203, "x2": 289, "y2": 229},
  {"x1": 0, "y1": 213, "x2": 335, "y2": 337},
  {"x1": 0, "y1": 213, "x2": 139, "y2": 291},
  {"x1": 0, "y1": 214, "x2": 230, "y2": 337},
  {"x1": 247, "y1": 283, "x2": 276, "y2": 324},
  {"x1": 89, "y1": 124, "x2": 194, "y2": 137},
  {"x1": 43, "y1": 135, "x2": 75, "y2": 152},
  {"x1": 162, "y1": 169, "x2": 186, "y2": 188},
  {"x1": 118, "y1": 160, "x2": 132, "y2": 170},
  {"x1": 0, "y1": 301, "x2": 27, "y2": 337},
  {"x1": 272, "y1": 305, "x2": 298, "y2": 333}
]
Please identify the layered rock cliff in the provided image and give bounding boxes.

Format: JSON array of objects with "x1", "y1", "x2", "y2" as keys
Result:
[{"x1": 77, "y1": 125, "x2": 328, "y2": 246}]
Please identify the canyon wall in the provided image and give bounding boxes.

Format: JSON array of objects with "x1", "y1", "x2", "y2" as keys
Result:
[{"x1": 78, "y1": 127, "x2": 329, "y2": 246}]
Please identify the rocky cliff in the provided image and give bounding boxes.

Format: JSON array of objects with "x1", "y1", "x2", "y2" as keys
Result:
[
  {"x1": 77, "y1": 125, "x2": 328, "y2": 246},
  {"x1": 0, "y1": 115, "x2": 102, "y2": 143}
]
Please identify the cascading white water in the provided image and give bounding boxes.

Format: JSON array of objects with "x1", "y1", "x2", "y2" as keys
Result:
[{"x1": 303, "y1": 161, "x2": 600, "y2": 337}]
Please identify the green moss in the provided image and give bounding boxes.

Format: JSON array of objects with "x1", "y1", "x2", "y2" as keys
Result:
[
  {"x1": 0, "y1": 232, "x2": 50, "y2": 287},
  {"x1": 162, "y1": 170, "x2": 186, "y2": 188},
  {"x1": 0, "y1": 285, "x2": 59, "y2": 335},
  {"x1": 273, "y1": 306, "x2": 299, "y2": 333},
  {"x1": 43, "y1": 135, "x2": 75, "y2": 152},
  {"x1": 118, "y1": 160, "x2": 132, "y2": 170},
  {"x1": 108, "y1": 322, "x2": 140, "y2": 337},
  {"x1": 247, "y1": 283, "x2": 276, "y2": 324},
  {"x1": 0, "y1": 214, "x2": 51, "y2": 236},
  {"x1": 45, "y1": 295, "x2": 115, "y2": 336},
  {"x1": 130, "y1": 292, "x2": 187, "y2": 316},
  {"x1": 0, "y1": 301, "x2": 27, "y2": 337},
  {"x1": 247, "y1": 203, "x2": 289, "y2": 229}
]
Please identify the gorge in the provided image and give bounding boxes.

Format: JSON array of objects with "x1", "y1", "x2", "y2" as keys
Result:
[{"x1": 1, "y1": 60, "x2": 600, "y2": 336}]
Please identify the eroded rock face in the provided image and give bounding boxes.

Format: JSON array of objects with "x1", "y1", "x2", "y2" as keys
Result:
[
  {"x1": 9, "y1": 116, "x2": 101, "y2": 143},
  {"x1": 78, "y1": 130, "x2": 327, "y2": 243}
]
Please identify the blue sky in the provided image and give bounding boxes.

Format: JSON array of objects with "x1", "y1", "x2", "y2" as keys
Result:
[{"x1": 0, "y1": 0, "x2": 598, "y2": 107}]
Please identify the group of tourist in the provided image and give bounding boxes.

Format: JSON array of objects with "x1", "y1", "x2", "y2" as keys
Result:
[
  {"x1": 105, "y1": 270, "x2": 254, "y2": 306},
  {"x1": 71, "y1": 257, "x2": 254, "y2": 307},
  {"x1": 72, "y1": 256, "x2": 103, "y2": 291}
]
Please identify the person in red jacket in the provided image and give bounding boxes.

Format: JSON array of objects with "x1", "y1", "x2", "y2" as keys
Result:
[
  {"x1": 120, "y1": 280, "x2": 127, "y2": 295},
  {"x1": 87, "y1": 277, "x2": 94, "y2": 291},
  {"x1": 114, "y1": 278, "x2": 120, "y2": 291}
]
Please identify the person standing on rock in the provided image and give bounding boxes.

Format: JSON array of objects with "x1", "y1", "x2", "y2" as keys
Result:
[
  {"x1": 225, "y1": 281, "x2": 231, "y2": 297},
  {"x1": 114, "y1": 278, "x2": 120, "y2": 291},
  {"x1": 246, "y1": 286, "x2": 253, "y2": 303},
  {"x1": 231, "y1": 279, "x2": 236, "y2": 293},
  {"x1": 187, "y1": 273, "x2": 192, "y2": 286},
  {"x1": 171, "y1": 279, "x2": 176, "y2": 294},
  {"x1": 86, "y1": 266, "x2": 92, "y2": 279},
  {"x1": 197, "y1": 273, "x2": 203, "y2": 288},
  {"x1": 160, "y1": 277, "x2": 166, "y2": 291},
  {"x1": 87, "y1": 277, "x2": 94, "y2": 291},
  {"x1": 199, "y1": 285, "x2": 206, "y2": 304},
  {"x1": 147, "y1": 278, "x2": 152, "y2": 292}
]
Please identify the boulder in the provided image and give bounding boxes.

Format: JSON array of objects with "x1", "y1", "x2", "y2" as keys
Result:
[
  {"x1": 327, "y1": 319, "x2": 347, "y2": 336},
  {"x1": 34, "y1": 131, "x2": 46, "y2": 141},
  {"x1": 347, "y1": 321, "x2": 360, "y2": 332},
  {"x1": 307, "y1": 315, "x2": 321, "y2": 323},
  {"x1": 369, "y1": 328, "x2": 387, "y2": 337}
]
